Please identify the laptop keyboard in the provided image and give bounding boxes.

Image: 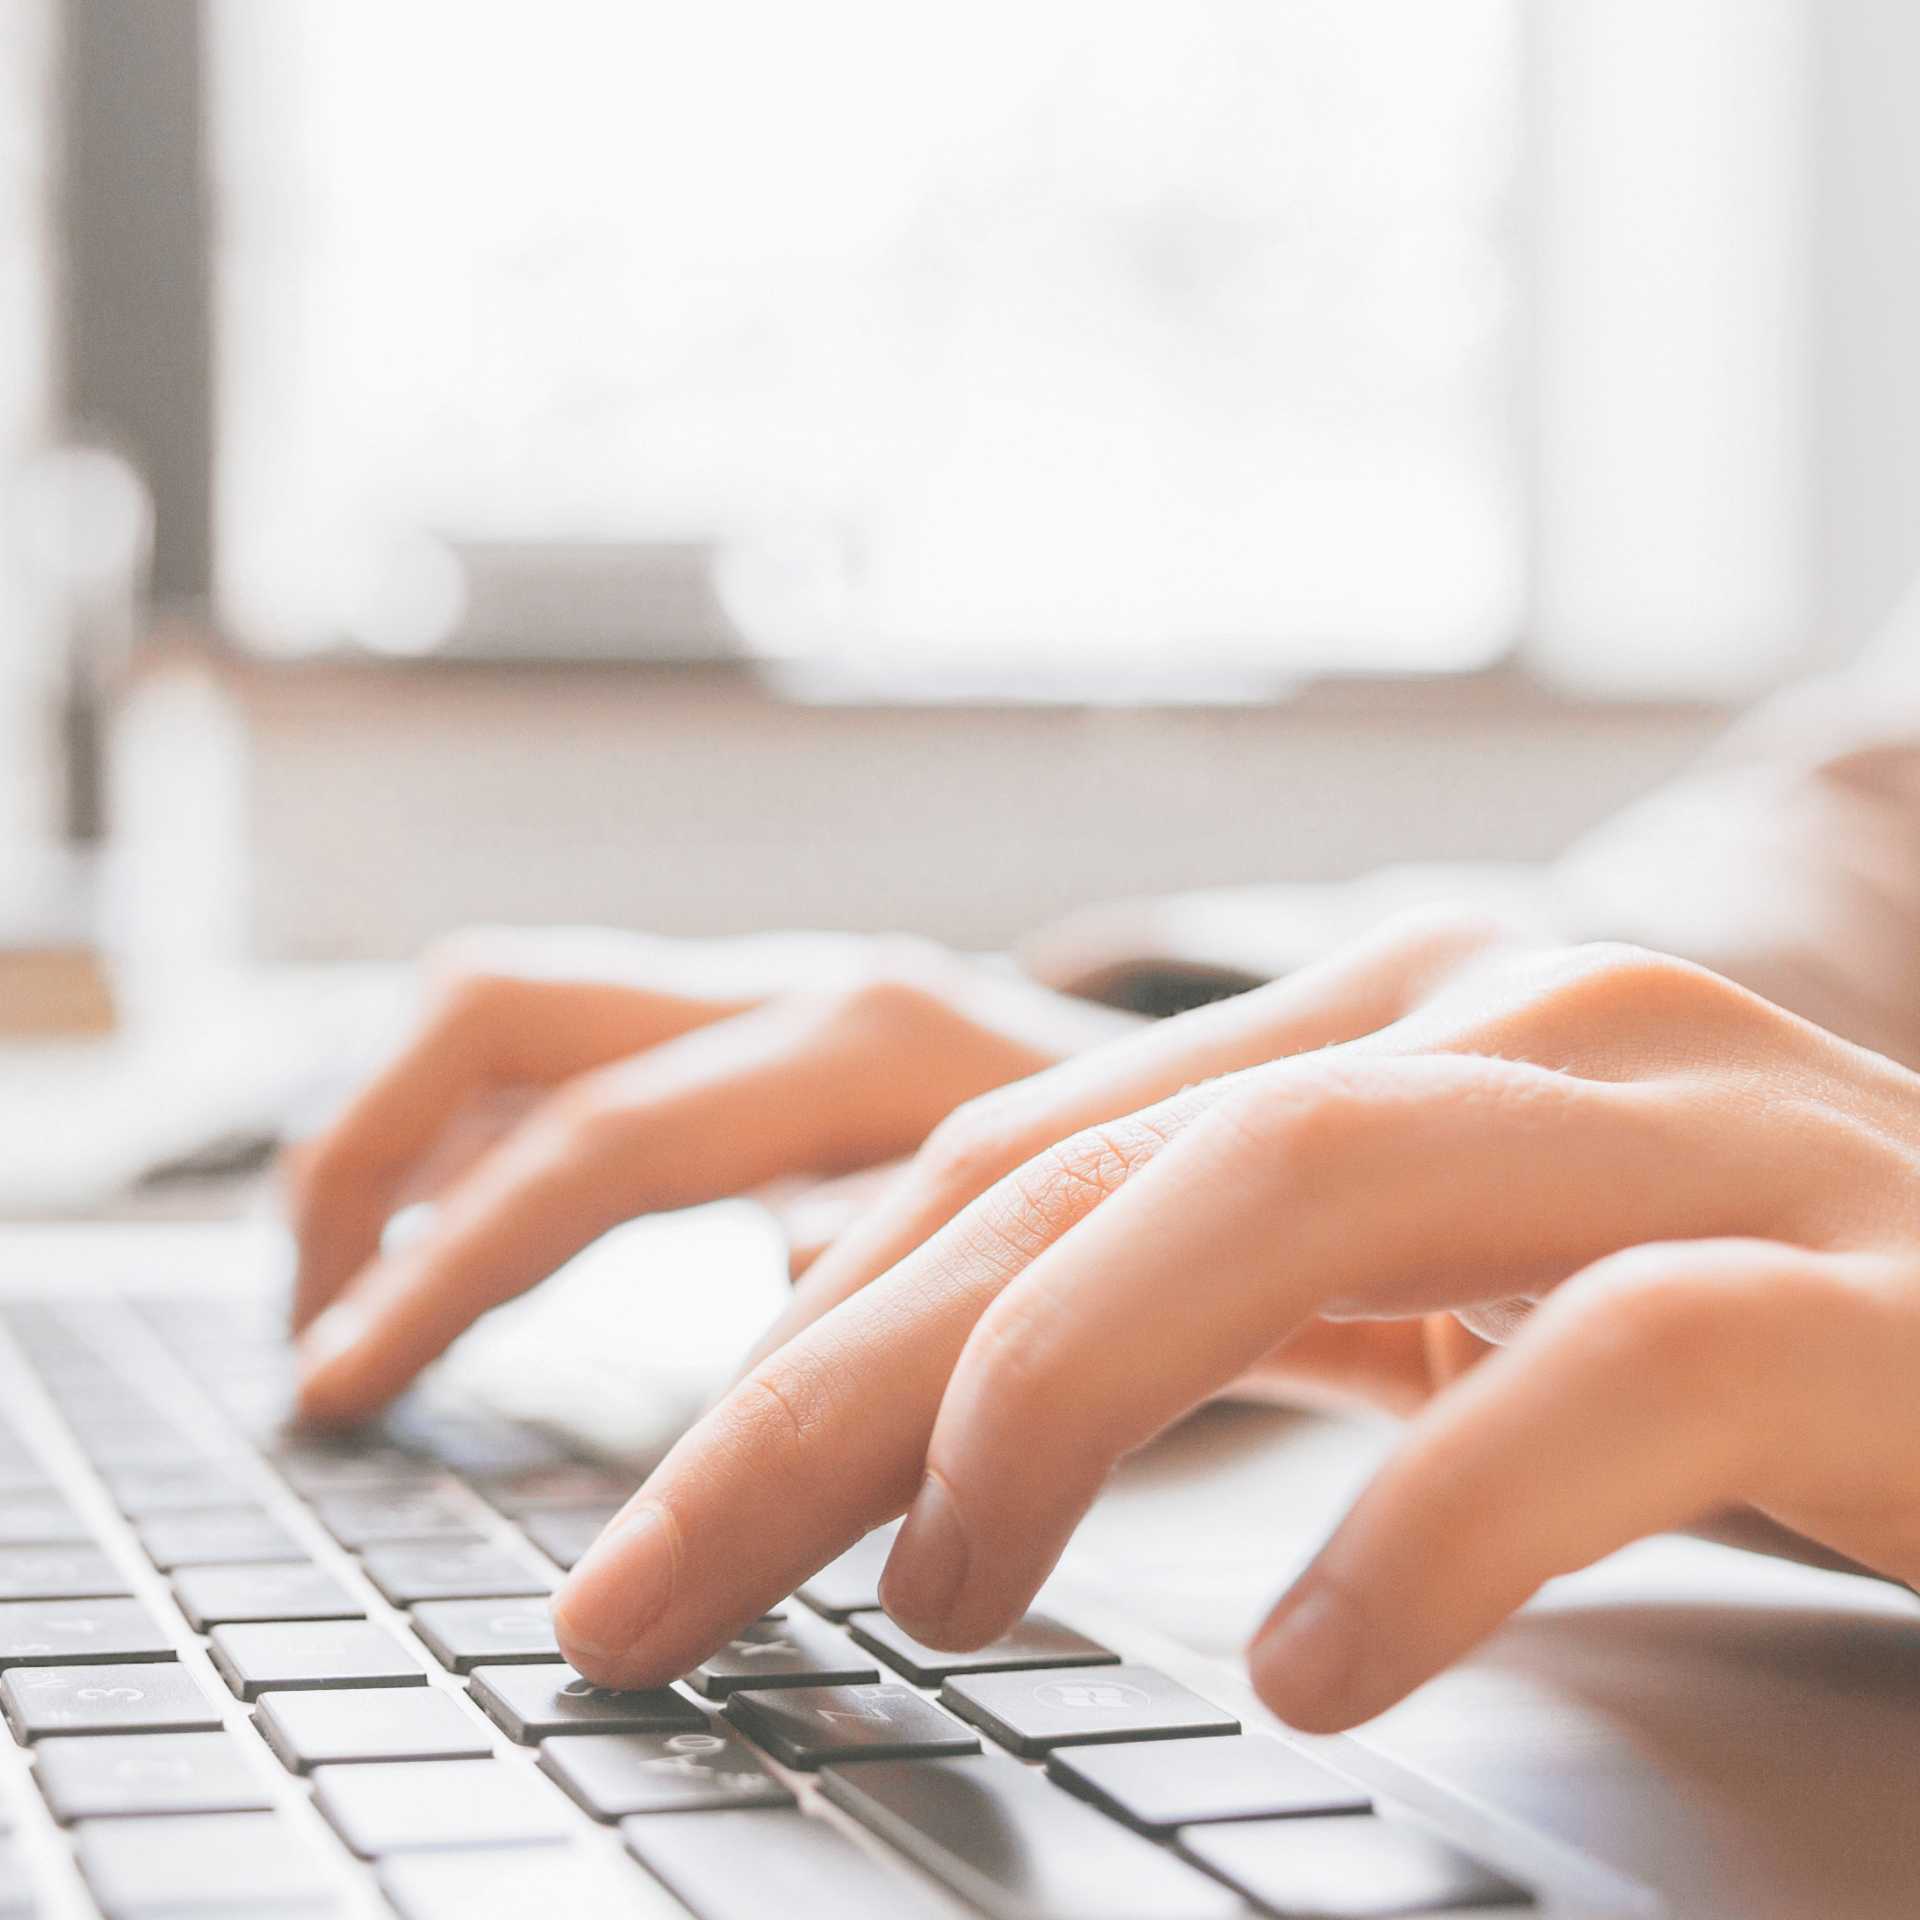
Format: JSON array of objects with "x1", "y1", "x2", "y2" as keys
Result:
[{"x1": 0, "y1": 1294, "x2": 1541, "y2": 1918}]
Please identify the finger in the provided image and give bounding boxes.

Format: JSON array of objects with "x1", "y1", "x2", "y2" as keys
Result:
[
  {"x1": 877, "y1": 1046, "x2": 1806, "y2": 1649},
  {"x1": 758, "y1": 1162, "x2": 912, "y2": 1280},
  {"x1": 554, "y1": 1044, "x2": 1727, "y2": 1686},
  {"x1": 745, "y1": 906, "x2": 1523, "y2": 1369},
  {"x1": 289, "y1": 965, "x2": 750, "y2": 1330},
  {"x1": 1245, "y1": 1240, "x2": 1878, "y2": 1732},
  {"x1": 295, "y1": 997, "x2": 911, "y2": 1425}
]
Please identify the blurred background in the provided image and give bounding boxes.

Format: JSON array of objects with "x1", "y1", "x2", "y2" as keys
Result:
[{"x1": 1, "y1": 2, "x2": 1916, "y2": 1067}]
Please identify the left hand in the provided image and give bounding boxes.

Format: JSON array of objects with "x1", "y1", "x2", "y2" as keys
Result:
[{"x1": 549, "y1": 920, "x2": 1920, "y2": 1732}]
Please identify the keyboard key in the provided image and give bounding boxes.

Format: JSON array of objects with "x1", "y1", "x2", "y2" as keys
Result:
[
  {"x1": 0, "y1": 1600, "x2": 173, "y2": 1668},
  {"x1": 361, "y1": 1540, "x2": 553, "y2": 1605},
  {"x1": 276, "y1": 1441, "x2": 444, "y2": 1495},
  {"x1": 313, "y1": 1757, "x2": 573, "y2": 1856},
  {"x1": 100, "y1": 1464, "x2": 254, "y2": 1517},
  {"x1": 0, "y1": 1547, "x2": 130, "y2": 1602},
  {"x1": 1178, "y1": 1815, "x2": 1532, "y2": 1916},
  {"x1": 541, "y1": 1728, "x2": 791, "y2": 1819},
  {"x1": 0, "y1": 1495, "x2": 88, "y2": 1548},
  {"x1": 942, "y1": 1663, "x2": 1239, "y2": 1757},
  {"x1": 137, "y1": 1508, "x2": 302, "y2": 1570},
  {"x1": 468, "y1": 1663, "x2": 705, "y2": 1743},
  {"x1": 624, "y1": 1807, "x2": 956, "y2": 1920},
  {"x1": 823, "y1": 1753, "x2": 1245, "y2": 1920},
  {"x1": 848, "y1": 1608, "x2": 1117, "y2": 1685},
  {"x1": 75, "y1": 1809, "x2": 337, "y2": 1915},
  {"x1": 410, "y1": 1599, "x2": 560, "y2": 1672},
  {"x1": 207, "y1": 1621, "x2": 427, "y2": 1700},
  {"x1": 257, "y1": 1686, "x2": 492, "y2": 1771},
  {"x1": 35, "y1": 1732, "x2": 275, "y2": 1820},
  {"x1": 478, "y1": 1465, "x2": 633, "y2": 1516},
  {"x1": 67, "y1": 1425, "x2": 209, "y2": 1472},
  {"x1": 311, "y1": 1490, "x2": 475, "y2": 1549},
  {"x1": 382, "y1": 1843, "x2": 656, "y2": 1919},
  {"x1": 688, "y1": 1617, "x2": 878, "y2": 1699},
  {"x1": 383, "y1": 1402, "x2": 574, "y2": 1479},
  {"x1": 1048, "y1": 1734, "x2": 1371, "y2": 1831},
  {"x1": 726, "y1": 1683, "x2": 979, "y2": 1768},
  {"x1": 172, "y1": 1562, "x2": 363, "y2": 1631},
  {"x1": 2, "y1": 1663, "x2": 221, "y2": 1740},
  {"x1": 792, "y1": 1525, "x2": 899, "y2": 1617},
  {"x1": 519, "y1": 1507, "x2": 619, "y2": 1571}
]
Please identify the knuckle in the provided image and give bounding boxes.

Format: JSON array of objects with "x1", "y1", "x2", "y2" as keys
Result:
[
  {"x1": 1202, "y1": 1061, "x2": 1375, "y2": 1172},
  {"x1": 1560, "y1": 1250, "x2": 1755, "y2": 1391},
  {"x1": 816, "y1": 940, "x2": 969, "y2": 1038},
  {"x1": 1529, "y1": 941, "x2": 1749, "y2": 1025},
  {"x1": 1371, "y1": 899, "x2": 1528, "y2": 966},
  {"x1": 714, "y1": 1355, "x2": 840, "y2": 1492}
]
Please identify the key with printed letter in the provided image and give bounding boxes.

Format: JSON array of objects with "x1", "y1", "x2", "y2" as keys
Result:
[
  {"x1": 823, "y1": 1752, "x2": 1247, "y2": 1920},
  {"x1": 361, "y1": 1540, "x2": 553, "y2": 1606},
  {"x1": 410, "y1": 1599, "x2": 560, "y2": 1672},
  {"x1": 172, "y1": 1561, "x2": 364, "y2": 1631},
  {"x1": 468, "y1": 1662, "x2": 706, "y2": 1743},
  {"x1": 541, "y1": 1728, "x2": 792, "y2": 1819},
  {"x1": 208, "y1": 1620, "x2": 427, "y2": 1700},
  {"x1": 848, "y1": 1609, "x2": 1117, "y2": 1685},
  {"x1": 793, "y1": 1524, "x2": 899, "y2": 1617},
  {"x1": 688, "y1": 1616, "x2": 877, "y2": 1698},
  {"x1": 0, "y1": 1599, "x2": 173, "y2": 1668},
  {"x1": 941, "y1": 1663, "x2": 1239, "y2": 1757},
  {"x1": 725, "y1": 1683, "x2": 980, "y2": 1768},
  {"x1": 0, "y1": 1548, "x2": 130, "y2": 1603},
  {"x1": 35, "y1": 1731, "x2": 275, "y2": 1820},
  {"x1": 137, "y1": 1507, "x2": 302, "y2": 1570},
  {"x1": 257, "y1": 1686, "x2": 492, "y2": 1771},
  {"x1": 2, "y1": 1662, "x2": 222, "y2": 1740}
]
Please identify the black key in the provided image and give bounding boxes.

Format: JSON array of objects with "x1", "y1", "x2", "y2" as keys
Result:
[
  {"x1": 172, "y1": 1562, "x2": 363, "y2": 1631},
  {"x1": 478, "y1": 1465, "x2": 633, "y2": 1516},
  {"x1": 688, "y1": 1617, "x2": 877, "y2": 1698},
  {"x1": 311, "y1": 1489, "x2": 475, "y2": 1549},
  {"x1": 410, "y1": 1598, "x2": 560, "y2": 1672},
  {"x1": 848, "y1": 1609, "x2": 1117, "y2": 1685},
  {"x1": 100, "y1": 1463, "x2": 254, "y2": 1516},
  {"x1": 468, "y1": 1662, "x2": 705, "y2": 1743},
  {"x1": 792, "y1": 1524, "x2": 898, "y2": 1617},
  {"x1": 361, "y1": 1540, "x2": 553, "y2": 1605},
  {"x1": 0, "y1": 1495, "x2": 88, "y2": 1547},
  {"x1": 0, "y1": 1599, "x2": 173, "y2": 1668},
  {"x1": 256, "y1": 1686, "x2": 492, "y2": 1770},
  {"x1": 2, "y1": 1662, "x2": 221, "y2": 1740},
  {"x1": 75, "y1": 1809, "x2": 336, "y2": 1915},
  {"x1": 381, "y1": 1844, "x2": 657, "y2": 1918},
  {"x1": 137, "y1": 1508, "x2": 302, "y2": 1570},
  {"x1": 942, "y1": 1663, "x2": 1239, "y2": 1757},
  {"x1": 1178, "y1": 1815, "x2": 1532, "y2": 1916},
  {"x1": 207, "y1": 1620, "x2": 427, "y2": 1700},
  {"x1": 35, "y1": 1731, "x2": 275, "y2": 1820},
  {"x1": 624, "y1": 1807, "x2": 955, "y2": 1920},
  {"x1": 519, "y1": 1507, "x2": 619, "y2": 1571},
  {"x1": 0, "y1": 1547, "x2": 130, "y2": 1602},
  {"x1": 726, "y1": 1682, "x2": 979, "y2": 1769},
  {"x1": 313, "y1": 1757, "x2": 573, "y2": 1855},
  {"x1": 1048, "y1": 1734, "x2": 1372, "y2": 1831},
  {"x1": 541, "y1": 1728, "x2": 791, "y2": 1819},
  {"x1": 823, "y1": 1753, "x2": 1245, "y2": 1920}
]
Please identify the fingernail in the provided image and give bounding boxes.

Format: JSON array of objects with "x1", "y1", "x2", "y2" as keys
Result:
[
  {"x1": 1249, "y1": 1581, "x2": 1358, "y2": 1730},
  {"x1": 880, "y1": 1474, "x2": 969, "y2": 1638},
  {"x1": 553, "y1": 1501, "x2": 677, "y2": 1666}
]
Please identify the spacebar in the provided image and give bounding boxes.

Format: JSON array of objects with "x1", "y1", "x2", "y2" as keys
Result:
[{"x1": 820, "y1": 1753, "x2": 1247, "y2": 1920}]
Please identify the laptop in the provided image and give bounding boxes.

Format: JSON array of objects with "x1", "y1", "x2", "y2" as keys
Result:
[{"x1": 0, "y1": 1211, "x2": 1913, "y2": 1919}]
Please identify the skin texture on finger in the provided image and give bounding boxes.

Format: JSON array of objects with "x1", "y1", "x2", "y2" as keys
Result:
[
  {"x1": 1245, "y1": 1241, "x2": 1912, "y2": 1733},
  {"x1": 745, "y1": 907, "x2": 1524, "y2": 1371}
]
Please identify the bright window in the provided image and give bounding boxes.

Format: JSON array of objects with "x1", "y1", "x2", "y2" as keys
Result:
[{"x1": 211, "y1": 0, "x2": 1521, "y2": 671}]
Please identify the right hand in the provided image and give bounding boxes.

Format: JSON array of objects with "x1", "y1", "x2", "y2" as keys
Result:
[{"x1": 287, "y1": 927, "x2": 1138, "y2": 1425}]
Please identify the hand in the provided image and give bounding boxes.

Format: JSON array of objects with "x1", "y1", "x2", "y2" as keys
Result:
[
  {"x1": 548, "y1": 913, "x2": 1920, "y2": 1735},
  {"x1": 288, "y1": 927, "x2": 1137, "y2": 1423}
]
